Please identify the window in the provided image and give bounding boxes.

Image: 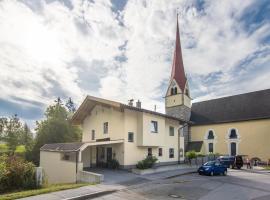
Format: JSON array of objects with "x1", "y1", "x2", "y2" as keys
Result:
[
  {"x1": 229, "y1": 129, "x2": 237, "y2": 139},
  {"x1": 174, "y1": 87, "x2": 177, "y2": 94},
  {"x1": 148, "y1": 148, "x2": 152, "y2": 156},
  {"x1": 103, "y1": 122, "x2": 108, "y2": 134},
  {"x1": 128, "y1": 132, "x2": 134, "y2": 142},
  {"x1": 91, "y1": 130, "x2": 95, "y2": 140},
  {"x1": 208, "y1": 143, "x2": 213, "y2": 153},
  {"x1": 63, "y1": 154, "x2": 70, "y2": 161},
  {"x1": 150, "y1": 121, "x2": 158, "y2": 133},
  {"x1": 170, "y1": 88, "x2": 174, "y2": 95},
  {"x1": 207, "y1": 130, "x2": 214, "y2": 139},
  {"x1": 169, "y1": 126, "x2": 174, "y2": 136},
  {"x1": 185, "y1": 88, "x2": 189, "y2": 96},
  {"x1": 169, "y1": 148, "x2": 174, "y2": 158},
  {"x1": 158, "y1": 148, "x2": 163, "y2": 156}
]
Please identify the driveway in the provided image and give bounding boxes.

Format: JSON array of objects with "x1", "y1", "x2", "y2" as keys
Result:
[
  {"x1": 89, "y1": 168, "x2": 149, "y2": 185},
  {"x1": 89, "y1": 166, "x2": 196, "y2": 186},
  {"x1": 91, "y1": 169, "x2": 270, "y2": 200}
]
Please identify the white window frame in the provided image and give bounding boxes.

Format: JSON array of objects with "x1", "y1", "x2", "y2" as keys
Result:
[
  {"x1": 150, "y1": 121, "x2": 158, "y2": 133},
  {"x1": 204, "y1": 129, "x2": 217, "y2": 154},
  {"x1": 226, "y1": 128, "x2": 241, "y2": 156}
]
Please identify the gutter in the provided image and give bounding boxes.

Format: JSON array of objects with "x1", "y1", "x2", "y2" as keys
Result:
[{"x1": 178, "y1": 122, "x2": 189, "y2": 164}]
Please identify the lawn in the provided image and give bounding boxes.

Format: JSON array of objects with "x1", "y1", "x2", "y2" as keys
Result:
[
  {"x1": 0, "y1": 183, "x2": 91, "y2": 200},
  {"x1": 264, "y1": 166, "x2": 270, "y2": 170}
]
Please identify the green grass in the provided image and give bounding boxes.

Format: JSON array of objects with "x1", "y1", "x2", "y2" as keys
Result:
[
  {"x1": 15, "y1": 145, "x2": 26, "y2": 153},
  {"x1": 0, "y1": 183, "x2": 91, "y2": 200},
  {"x1": 263, "y1": 166, "x2": 270, "y2": 170},
  {"x1": 0, "y1": 144, "x2": 8, "y2": 153}
]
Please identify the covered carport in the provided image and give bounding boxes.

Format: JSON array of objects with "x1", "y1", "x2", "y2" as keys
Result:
[{"x1": 40, "y1": 139, "x2": 124, "y2": 184}]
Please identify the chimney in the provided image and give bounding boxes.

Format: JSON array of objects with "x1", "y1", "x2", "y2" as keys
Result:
[
  {"x1": 128, "y1": 99, "x2": 134, "y2": 106},
  {"x1": 154, "y1": 105, "x2": 157, "y2": 112},
  {"x1": 136, "y1": 100, "x2": 141, "y2": 108}
]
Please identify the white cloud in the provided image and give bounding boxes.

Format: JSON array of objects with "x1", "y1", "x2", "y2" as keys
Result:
[{"x1": 0, "y1": 0, "x2": 269, "y2": 121}]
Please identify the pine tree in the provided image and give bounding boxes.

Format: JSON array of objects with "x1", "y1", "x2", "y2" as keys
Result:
[{"x1": 65, "y1": 97, "x2": 76, "y2": 113}]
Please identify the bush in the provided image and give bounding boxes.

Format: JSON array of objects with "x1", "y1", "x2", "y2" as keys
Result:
[
  {"x1": 186, "y1": 151, "x2": 197, "y2": 160},
  {"x1": 107, "y1": 159, "x2": 119, "y2": 169},
  {"x1": 0, "y1": 155, "x2": 37, "y2": 193},
  {"x1": 136, "y1": 156, "x2": 158, "y2": 169}
]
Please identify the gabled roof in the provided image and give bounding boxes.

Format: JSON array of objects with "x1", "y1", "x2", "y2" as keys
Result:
[
  {"x1": 191, "y1": 89, "x2": 270, "y2": 125},
  {"x1": 170, "y1": 15, "x2": 187, "y2": 91},
  {"x1": 71, "y1": 95, "x2": 188, "y2": 125}
]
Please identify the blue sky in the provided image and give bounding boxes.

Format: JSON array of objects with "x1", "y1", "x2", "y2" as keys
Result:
[{"x1": 0, "y1": 0, "x2": 269, "y2": 129}]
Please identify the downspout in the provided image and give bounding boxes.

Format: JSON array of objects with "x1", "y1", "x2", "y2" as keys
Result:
[
  {"x1": 75, "y1": 151, "x2": 78, "y2": 184},
  {"x1": 178, "y1": 122, "x2": 189, "y2": 164}
]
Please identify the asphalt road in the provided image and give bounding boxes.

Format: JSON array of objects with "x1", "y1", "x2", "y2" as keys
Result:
[{"x1": 91, "y1": 169, "x2": 270, "y2": 200}]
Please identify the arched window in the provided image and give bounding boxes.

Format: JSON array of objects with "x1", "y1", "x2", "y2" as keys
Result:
[
  {"x1": 170, "y1": 88, "x2": 174, "y2": 95},
  {"x1": 207, "y1": 130, "x2": 214, "y2": 139},
  {"x1": 174, "y1": 87, "x2": 177, "y2": 94},
  {"x1": 229, "y1": 129, "x2": 237, "y2": 139},
  {"x1": 185, "y1": 88, "x2": 189, "y2": 96}
]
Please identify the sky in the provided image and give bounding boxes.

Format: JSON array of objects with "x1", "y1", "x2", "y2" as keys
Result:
[{"x1": 0, "y1": 0, "x2": 270, "y2": 128}]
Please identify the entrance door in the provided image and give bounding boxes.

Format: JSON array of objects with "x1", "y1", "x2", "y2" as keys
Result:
[
  {"x1": 231, "y1": 142, "x2": 236, "y2": 156},
  {"x1": 107, "y1": 147, "x2": 112, "y2": 163}
]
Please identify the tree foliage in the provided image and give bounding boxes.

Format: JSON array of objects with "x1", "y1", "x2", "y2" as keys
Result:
[
  {"x1": 31, "y1": 97, "x2": 81, "y2": 165},
  {"x1": 0, "y1": 115, "x2": 33, "y2": 154}
]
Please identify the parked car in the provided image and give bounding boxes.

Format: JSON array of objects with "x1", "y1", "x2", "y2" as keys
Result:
[
  {"x1": 198, "y1": 161, "x2": 227, "y2": 176},
  {"x1": 217, "y1": 156, "x2": 235, "y2": 168},
  {"x1": 217, "y1": 155, "x2": 244, "y2": 169}
]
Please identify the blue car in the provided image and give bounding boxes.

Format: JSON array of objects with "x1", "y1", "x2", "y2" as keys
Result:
[{"x1": 198, "y1": 161, "x2": 227, "y2": 176}]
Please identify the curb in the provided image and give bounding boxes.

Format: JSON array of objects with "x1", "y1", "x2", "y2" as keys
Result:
[{"x1": 64, "y1": 190, "x2": 117, "y2": 200}]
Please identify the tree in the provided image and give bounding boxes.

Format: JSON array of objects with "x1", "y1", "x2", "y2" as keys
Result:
[
  {"x1": 5, "y1": 115, "x2": 22, "y2": 153},
  {"x1": 65, "y1": 97, "x2": 76, "y2": 113},
  {"x1": 0, "y1": 118, "x2": 8, "y2": 141},
  {"x1": 20, "y1": 124, "x2": 33, "y2": 148},
  {"x1": 31, "y1": 98, "x2": 82, "y2": 165}
]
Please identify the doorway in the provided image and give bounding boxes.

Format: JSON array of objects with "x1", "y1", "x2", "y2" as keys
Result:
[{"x1": 107, "y1": 147, "x2": 112, "y2": 163}]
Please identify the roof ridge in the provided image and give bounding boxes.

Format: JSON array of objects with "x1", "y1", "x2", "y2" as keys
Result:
[{"x1": 193, "y1": 88, "x2": 270, "y2": 105}]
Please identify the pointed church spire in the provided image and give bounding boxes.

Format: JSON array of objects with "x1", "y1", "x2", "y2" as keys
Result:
[{"x1": 170, "y1": 13, "x2": 187, "y2": 92}]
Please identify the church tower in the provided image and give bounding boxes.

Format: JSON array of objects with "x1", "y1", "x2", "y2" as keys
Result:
[{"x1": 165, "y1": 15, "x2": 191, "y2": 122}]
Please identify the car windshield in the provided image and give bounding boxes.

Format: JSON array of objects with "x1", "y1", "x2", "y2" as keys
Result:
[{"x1": 204, "y1": 161, "x2": 215, "y2": 166}]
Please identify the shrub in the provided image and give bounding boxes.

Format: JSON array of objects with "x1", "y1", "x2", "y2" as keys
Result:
[
  {"x1": 108, "y1": 159, "x2": 119, "y2": 169},
  {"x1": 186, "y1": 151, "x2": 197, "y2": 160},
  {"x1": 136, "y1": 156, "x2": 158, "y2": 169},
  {"x1": 0, "y1": 155, "x2": 37, "y2": 193}
]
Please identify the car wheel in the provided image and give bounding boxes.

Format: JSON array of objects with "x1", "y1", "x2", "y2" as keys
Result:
[
  {"x1": 237, "y1": 166, "x2": 241, "y2": 169},
  {"x1": 210, "y1": 171, "x2": 214, "y2": 176},
  {"x1": 223, "y1": 170, "x2": 227, "y2": 176}
]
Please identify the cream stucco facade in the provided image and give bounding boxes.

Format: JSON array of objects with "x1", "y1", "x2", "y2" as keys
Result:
[
  {"x1": 80, "y1": 103, "x2": 185, "y2": 168},
  {"x1": 190, "y1": 119, "x2": 270, "y2": 161}
]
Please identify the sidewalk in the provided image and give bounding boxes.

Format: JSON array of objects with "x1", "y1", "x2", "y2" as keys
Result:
[
  {"x1": 20, "y1": 166, "x2": 197, "y2": 200},
  {"x1": 241, "y1": 166, "x2": 270, "y2": 175}
]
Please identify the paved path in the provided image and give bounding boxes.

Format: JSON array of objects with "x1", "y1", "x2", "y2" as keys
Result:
[
  {"x1": 20, "y1": 166, "x2": 197, "y2": 200},
  {"x1": 92, "y1": 169, "x2": 270, "y2": 200}
]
